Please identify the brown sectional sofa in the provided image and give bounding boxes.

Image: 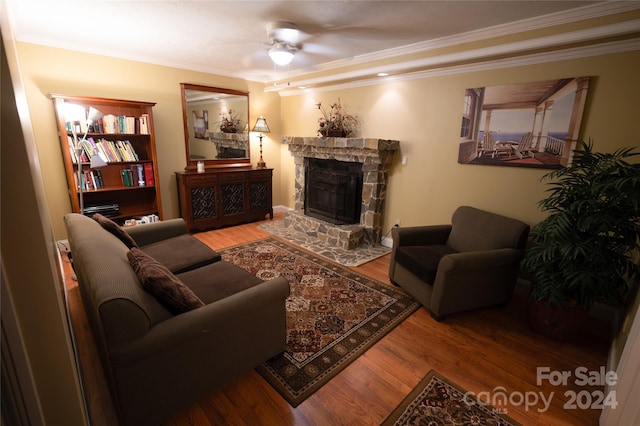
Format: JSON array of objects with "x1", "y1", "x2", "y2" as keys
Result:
[{"x1": 64, "y1": 213, "x2": 290, "y2": 425}]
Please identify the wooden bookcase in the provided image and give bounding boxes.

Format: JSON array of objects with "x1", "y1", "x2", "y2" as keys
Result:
[{"x1": 50, "y1": 94, "x2": 163, "y2": 222}]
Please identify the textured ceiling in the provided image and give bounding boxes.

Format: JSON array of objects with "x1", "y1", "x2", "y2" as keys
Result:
[{"x1": 7, "y1": 1, "x2": 607, "y2": 82}]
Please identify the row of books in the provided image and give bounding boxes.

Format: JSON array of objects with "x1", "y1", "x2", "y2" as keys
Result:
[
  {"x1": 69, "y1": 136, "x2": 140, "y2": 164},
  {"x1": 74, "y1": 169, "x2": 104, "y2": 191},
  {"x1": 66, "y1": 113, "x2": 150, "y2": 135},
  {"x1": 73, "y1": 164, "x2": 155, "y2": 191},
  {"x1": 121, "y1": 164, "x2": 155, "y2": 188}
]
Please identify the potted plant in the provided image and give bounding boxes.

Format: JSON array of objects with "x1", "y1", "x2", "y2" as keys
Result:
[
  {"x1": 316, "y1": 98, "x2": 358, "y2": 137},
  {"x1": 521, "y1": 140, "x2": 640, "y2": 340}
]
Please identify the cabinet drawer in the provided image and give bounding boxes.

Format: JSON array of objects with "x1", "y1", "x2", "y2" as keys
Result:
[
  {"x1": 183, "y1": 174, "x2": 217, "y2": 185},
  {"x1": 218, "y1": 172, "x2": 246, "y2": 182},
  {"x1": 249, "y1": 170, "x2": 272, "y2": 179}
]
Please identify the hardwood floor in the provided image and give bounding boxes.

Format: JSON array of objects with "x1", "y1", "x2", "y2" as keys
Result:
[{"x1": 62, "y1": 214, "x2": 611, "y2": 425}]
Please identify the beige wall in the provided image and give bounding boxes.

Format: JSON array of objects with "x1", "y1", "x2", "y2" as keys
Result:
[
  {"x1": 15, "y1": 42, "x2": 282, "y2": 240},
  {"x1": 15, "y1": 43, "x2": 640, "y2": 242},
  {"x1": 280, "y1": 50, "x2": 640, "y2": 232}
]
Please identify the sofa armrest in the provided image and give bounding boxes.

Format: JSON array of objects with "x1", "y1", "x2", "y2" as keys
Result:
[
  {"x1": 391, "y1": 225, "x2": 452, "y2": 248},
  {"x1": 125, "y1": 218, "x2": 188, "y2": 246},
  {"x1": 105, "y1": 276, "x2": 290, "y2": 425},
  {"x1": 109, "y1": 276, "x2": 290, "y2": 362}
]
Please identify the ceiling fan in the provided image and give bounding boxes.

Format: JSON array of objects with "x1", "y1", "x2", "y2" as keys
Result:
[{"x1": 266, "y1": 21, "x2": 302, "y2": 66}]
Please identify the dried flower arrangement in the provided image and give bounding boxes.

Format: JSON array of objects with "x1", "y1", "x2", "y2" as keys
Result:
[
  {"x1": 218, "y1": 109, "x2": 243, "y2": 133},
  {"x1": 316, "y1": 98, "x2": 358, "y2": 137}
]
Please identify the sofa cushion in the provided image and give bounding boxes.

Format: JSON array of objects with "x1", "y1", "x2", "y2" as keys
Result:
[
  {"x1": 140, "y1": 234, "x2": 222, "y2": 274},
  {"x1": 177, "y1": 261, "x2": 263, "y2": 304},
  {"x1": 394, "y1": 244, "x2": 458, "y2": 284},
  {"x1": 127, "y1": 247, "x2": 204, "y2": 314},
  {"x1": 93, "y1": 213, "x2": 138, "y2": 249}
]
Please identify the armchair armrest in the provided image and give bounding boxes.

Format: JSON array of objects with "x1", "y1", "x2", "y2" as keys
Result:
[
  {"x1": 437, "y1": 248, "x2": 524, "y2": 272},
  {"x1": 391, "y1": 224, "x2": 452, "y2": 248},
  {"x1": 431, "y1": 248, "x2": 524, "y2": 318},
  {"x1": 125, "y1": 218, "x2": 188, "y2": 246}
]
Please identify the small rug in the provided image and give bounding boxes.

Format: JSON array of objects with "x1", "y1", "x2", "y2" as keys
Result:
[
  {"x1": 219, "y1": 237, "x2": 419, "y2": 407},
  {"x1": 382, "y1": 371, "x2": 522, "y2": 426}
]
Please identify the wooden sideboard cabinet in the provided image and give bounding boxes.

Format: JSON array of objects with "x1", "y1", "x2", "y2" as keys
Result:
[{"x1": 176, "y1": 168, "x2": 273, "y2": 232}]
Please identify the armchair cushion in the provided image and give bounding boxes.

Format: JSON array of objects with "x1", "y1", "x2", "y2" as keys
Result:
[{"x1": 394, "y1": 245, "x2": 458, "y2": 284}]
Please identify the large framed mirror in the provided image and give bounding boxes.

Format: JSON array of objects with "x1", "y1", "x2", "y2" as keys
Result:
[{"x1": 180, "y1": 83, "x2": 250, "y2": 169}]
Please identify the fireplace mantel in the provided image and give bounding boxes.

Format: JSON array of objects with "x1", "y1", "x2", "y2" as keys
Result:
[{"x1": 282, "y1": 136, "x2": 399, "y2": 245}]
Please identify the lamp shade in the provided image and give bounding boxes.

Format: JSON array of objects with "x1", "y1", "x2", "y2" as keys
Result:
[
  {"x1": 87, "y1": 107, "x2": 104, "y2": 125},
  {"x1": 268, "y1": 46, "x2": 294, "y2": 66},
  {"x1": 90, "y1": 154, "x2": 108, "y2": 168},
  {"x1": 252, "y1": 116, "x2": 270, "y2": 133}
]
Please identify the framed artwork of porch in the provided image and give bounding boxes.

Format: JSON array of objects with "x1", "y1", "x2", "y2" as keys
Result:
[
  {"x1": 458, "y1": 76, "x2": 590, "y2": 169},
  {"x1": 192, "y1": 110, "x2": 208, "y2": 140}
]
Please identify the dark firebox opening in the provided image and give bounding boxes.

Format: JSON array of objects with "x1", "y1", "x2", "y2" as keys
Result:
[{"x1": 304, "y1": 158, "x2": 363, "y2": 225}]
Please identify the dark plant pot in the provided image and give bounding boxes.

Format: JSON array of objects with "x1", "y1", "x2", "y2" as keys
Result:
[
  {"x1": 327, "y1": 129, "x2": 347, "y2": 137},
  {"x1": 221, "y1": 127, "x2": 237, "y2": 133},
  {"x1": 527, "y1": 299, "x2": 589, "y2": 341}
]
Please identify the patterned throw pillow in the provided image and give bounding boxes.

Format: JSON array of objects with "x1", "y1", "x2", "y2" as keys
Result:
[
  {"x1": 92, "y1": 213, "x2": 139, "y2": 249},
  {"x1": 127, "y1": 247, "x2": 205, "y2": 314}
]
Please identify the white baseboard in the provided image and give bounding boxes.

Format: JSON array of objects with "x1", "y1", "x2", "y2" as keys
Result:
[
  {"x1": 381, "y1": 236, "x2": 393, "y2": 248},
  {"x1": 273, "y1": 205, "x2": 292, "y2": 214}
]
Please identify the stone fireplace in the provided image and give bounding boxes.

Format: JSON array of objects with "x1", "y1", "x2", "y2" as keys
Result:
[{"x1": 282, "y1": 136, "x2": 399, "y2": 248}]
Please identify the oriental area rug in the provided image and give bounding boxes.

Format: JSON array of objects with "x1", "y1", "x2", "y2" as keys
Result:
[
  {"x1": 382, "y1": 371, "x2": 522, "y2": 426},
  {"x1": 219, "y1": 237, "x2": 419, "y2": 407}
]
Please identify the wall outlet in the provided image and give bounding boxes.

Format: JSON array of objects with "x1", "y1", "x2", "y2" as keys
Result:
[{"x1": 394, "y1": 219, "x2": 401, "y2": 227}]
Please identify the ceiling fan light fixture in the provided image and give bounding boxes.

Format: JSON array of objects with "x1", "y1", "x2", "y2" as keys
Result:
[{"x1": 269, "y1": 46, "x2": 295, "y2": 66}]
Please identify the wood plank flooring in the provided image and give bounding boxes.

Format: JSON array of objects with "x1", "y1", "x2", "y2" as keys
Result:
[{"x1": 62, "y1": 214, "x2": 611, "y2": 425}]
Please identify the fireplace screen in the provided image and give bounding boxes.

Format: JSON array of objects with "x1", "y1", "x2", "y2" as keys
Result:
[{"x1": 304, "y1": 158, "x2": 363, "y2": 225}]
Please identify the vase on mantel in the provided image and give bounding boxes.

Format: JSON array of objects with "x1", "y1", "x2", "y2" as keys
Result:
[{"x1": 319, "y1": 128, "x2": 348, "y2": 137}]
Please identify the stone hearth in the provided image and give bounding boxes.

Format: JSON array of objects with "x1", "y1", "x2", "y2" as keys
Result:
[{"x1": 282, "y1": 136, "x2": 399, "y2": 247}]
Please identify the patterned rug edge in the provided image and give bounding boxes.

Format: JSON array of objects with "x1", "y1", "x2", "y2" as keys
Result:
[
  {"x1": 382, "y1": 370, "x2": 522, "y2": 426},
  {"x1": 218, "y1": 237, "x2": 420, "y2": 408},
  {"x1": 258, "y1": 293, "x2": 419, "y2": 407}
]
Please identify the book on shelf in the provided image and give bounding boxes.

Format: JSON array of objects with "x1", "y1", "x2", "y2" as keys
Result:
[
  {"x1": 135, "y1": 164, "x2": 145, "y2": 186},
  {"x1": 100, "y1": 113, "x2": 150, "y2": 134},
  {"x1": 68, "y1": 136, "x2": 88, "y2": 163},
  {"x1": 120, "y1": 168, "x2": 134, "y2": 187},
  {"x1": 139, "y1": 114, "x2": 150, "y2": 134},
  {"x1": 76, "y1": 169, "x2": 104, "y2": 191},
  {"x1": 143, "y1": 163, "x2": 154, "y2": 186}
]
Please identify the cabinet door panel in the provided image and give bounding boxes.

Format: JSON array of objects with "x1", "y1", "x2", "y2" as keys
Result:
[
  {"x1": 191, "y1": 187, "x2": 216, "y2": 220},
  {"x1": 248, "y1": 181, "x2": 269, "y2": 211},
  {"x1": 221, "y1": 183, "x2": 245, "y2": 215}
]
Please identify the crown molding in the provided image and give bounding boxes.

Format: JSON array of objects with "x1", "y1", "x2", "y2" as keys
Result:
[
  {"x1": 266, "y1": 19, "x2": 640, "y2": 94},
  {"x1": 275, "y1": 38, "x2": 640, "y2": 97},
  {"x1": 269, "y1": 2, "x2": 640, "y2": 84}
]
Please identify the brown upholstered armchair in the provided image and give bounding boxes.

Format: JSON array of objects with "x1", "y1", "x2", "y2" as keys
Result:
[{"x1": 389, "y1": 206, "x2": 530, "y2": 320}]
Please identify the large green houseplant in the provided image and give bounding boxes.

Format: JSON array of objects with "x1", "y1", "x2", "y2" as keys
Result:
[{"x1": 522, "y1": 140, "x2": 640, "y2": 339}]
